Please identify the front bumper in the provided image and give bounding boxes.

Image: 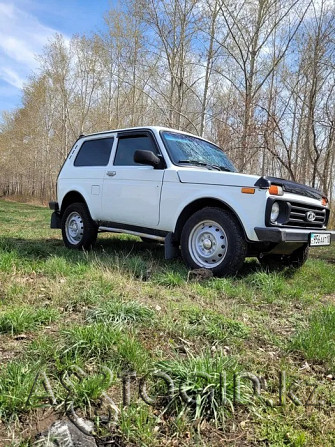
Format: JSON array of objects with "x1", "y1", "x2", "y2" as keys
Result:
[{"x1": 255, "y1": 227, "x2": 335, "y2": 243}]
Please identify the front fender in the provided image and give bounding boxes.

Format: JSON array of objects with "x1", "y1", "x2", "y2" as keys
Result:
[{"x1": 159, "y1": 183, "x2": 267, "y2": 242}]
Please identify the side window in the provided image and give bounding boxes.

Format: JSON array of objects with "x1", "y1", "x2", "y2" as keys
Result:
[
  {"x1": 74, "y1": 138, "x2": 114, "y2": 167},
  {"x1": 114, "y1": 134, "x2": 158, "y2": 166}
]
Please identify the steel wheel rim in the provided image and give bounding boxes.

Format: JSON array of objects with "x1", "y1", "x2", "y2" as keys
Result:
[
  {"x1": 188, "y1": 220, "x2": 228, "y2": 268},
  {"x1": 65, "y1": 212, "x2": 84, "y2": 245}
]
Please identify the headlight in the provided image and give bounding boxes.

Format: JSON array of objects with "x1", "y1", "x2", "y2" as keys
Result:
[{"x1": 270, "y1": 202, "x2": 280, "y2": 222}]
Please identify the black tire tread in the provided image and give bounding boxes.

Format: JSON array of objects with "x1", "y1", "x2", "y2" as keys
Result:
[{"x1": 61, "y1": 202, "x2": 98, "y2": 250}]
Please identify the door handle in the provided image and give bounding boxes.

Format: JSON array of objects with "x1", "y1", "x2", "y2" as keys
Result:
[{"x1": 106, "y1": 171, "x2": 116, "y2": 177}]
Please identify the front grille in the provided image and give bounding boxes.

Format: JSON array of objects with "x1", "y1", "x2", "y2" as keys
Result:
[
  {"x1": 266, "y1": 198, "x2": 329, "y2": 229},
  {"x1": 287, "y1": 202, "x2": 327, "y2": 228}
]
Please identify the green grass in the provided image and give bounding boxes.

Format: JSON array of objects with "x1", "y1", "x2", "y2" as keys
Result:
[
  {"x1": 61, "y1": 323, "x2": 151, "y2": 372},
  {"x1": 86, "y1": 299, "x2": 155, "y2": 325},
  {"x1": 0, "y1": 360, "x2": 42, "y2": 420},
  {"x1": 181, "y1": 306, "x2": 249, "y2": 341},
  {"x1": 0, "y1": 199, "x2": 335, "y2": 445},
  {"x1": 290, "y1": 305, "x2": 335, "y2": 368},
  {"x1": 0, "y1": 306, "x2": 60, "y2": 335},
  {"x1": 61, "y1": 323, "x2": 124, "y2": 361},
  {"x1": 118, "y1": 404, "x2": 159, "y2": 445},
  {"x1": 154, "y1": 350, "x2": 243, "y2": 425}
]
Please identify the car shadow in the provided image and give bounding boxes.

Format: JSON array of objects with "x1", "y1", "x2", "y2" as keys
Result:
[
  {"x1": 0, "y1": 235, "x2": 169, "y2": 274},
  {"x1": 0, "y1": 235, "x2": 306, "y2": 280}
]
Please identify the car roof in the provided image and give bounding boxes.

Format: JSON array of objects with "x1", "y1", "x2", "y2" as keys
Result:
[{"x1": 77, "y1": 126, "x2": 199, "y2": 140}]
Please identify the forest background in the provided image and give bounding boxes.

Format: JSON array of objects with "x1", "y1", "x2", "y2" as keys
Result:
[{"x1": 0, "y1": 0, "x2": 334, "y2": 211}]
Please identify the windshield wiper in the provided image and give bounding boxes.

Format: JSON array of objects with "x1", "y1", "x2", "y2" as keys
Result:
[{"x1": 178, "y1": 160, "x2": 229, "y2": 172}]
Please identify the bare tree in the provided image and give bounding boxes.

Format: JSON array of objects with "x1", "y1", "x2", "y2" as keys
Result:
[
  {"x1": 217, "y1": 0, "x2": 310, "y2": 170},
  {"x1": 0, "y1": 0, "x2": 334, "y2": 202}
]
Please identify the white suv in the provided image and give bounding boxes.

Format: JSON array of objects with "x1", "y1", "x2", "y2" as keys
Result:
[{"x1": 49, "y1": 126, "x2": 334, "y2": 276}]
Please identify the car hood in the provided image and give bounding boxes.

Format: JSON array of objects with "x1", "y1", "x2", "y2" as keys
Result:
[
  {"x1": 177, "y1": 169, "x2": 260, "y2": 187},
  {"x1": 256, "y1": 176, "x2": 325, "y2": 200}
]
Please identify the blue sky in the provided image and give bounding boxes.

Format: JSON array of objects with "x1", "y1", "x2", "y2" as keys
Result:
[{"x1": 0, "y1": 0, "x2": 112, "y2": 116}]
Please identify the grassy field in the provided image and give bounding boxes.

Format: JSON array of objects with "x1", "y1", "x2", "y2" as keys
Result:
[{"x1": 0, "y1": 199, "x2": 334, "y2": 446}]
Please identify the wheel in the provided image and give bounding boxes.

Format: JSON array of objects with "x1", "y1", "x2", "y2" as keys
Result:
[
  {"x1": 180, "y1": 207, "x2": 247, "y2": 277},
  {"x1": 258, "y1": 244, "x2": 309, "y2": 271},
  {"x1": 61, "y1": 202, "x2": 98, "y2": 250}
]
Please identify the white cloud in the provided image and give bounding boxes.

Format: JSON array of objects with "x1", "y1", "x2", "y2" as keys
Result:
[
  {"x1": 0, "y1": 66, "x2": 25, "y2": 89},
  {"x1": 0, "y1": 1, "x2": 60, "y2": 90},
  {"x1": 1, "y1": 36, "x2": 37, "y2": 66}
]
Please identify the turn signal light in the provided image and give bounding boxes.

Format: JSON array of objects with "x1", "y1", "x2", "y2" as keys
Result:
[
  {"x1": 269, "y1": 185, "x2": 283, "y2": 196},
  {"x1": 321, "y1": 197, "x2": 328, "y2": 206},
  {"x1": 241, "y1": 187, "x2": 255, "y2": 194}
]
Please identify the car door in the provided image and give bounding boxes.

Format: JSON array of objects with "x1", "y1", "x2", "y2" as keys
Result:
[{"x1": 101, "y1": 130, "x2": 165, "y2": 228}]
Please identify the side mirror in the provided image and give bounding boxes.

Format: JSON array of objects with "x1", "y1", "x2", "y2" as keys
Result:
[{"x1": 134, "y1": 150, "x2": 161, "y2": 168}]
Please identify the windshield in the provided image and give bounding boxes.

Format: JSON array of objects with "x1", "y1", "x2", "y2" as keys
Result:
[{"x1": 161, "y1": 131, "x2": 237, "y2": 172}]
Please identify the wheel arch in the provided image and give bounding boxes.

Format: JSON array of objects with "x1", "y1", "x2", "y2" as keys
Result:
[
  {"x1": 60, "y1": 191, "x2": 87, "y2": 215},
  {"x1": 173, "y1": 198, "x2": 247, "y2": 243}
]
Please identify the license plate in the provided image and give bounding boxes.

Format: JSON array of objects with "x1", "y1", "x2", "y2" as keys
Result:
[{"x1": 310, "y1": 233, "x2": 331, "y2": 247}]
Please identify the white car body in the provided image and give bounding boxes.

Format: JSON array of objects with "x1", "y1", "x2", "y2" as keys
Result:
[{"x1": 50, "y1": 126, "x2": 334, "y2": 275}]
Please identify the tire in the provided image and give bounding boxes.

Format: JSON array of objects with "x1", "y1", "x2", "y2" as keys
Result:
[
  {"x1": 180, "y1": 207, "x2": 247, "y2": 277},
  {"x1": 61, "y1": 202, "x2": 98, "y2": 250},
  {"x1": 259, "y1": 244, "x2": 309, "y2": 271}
]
